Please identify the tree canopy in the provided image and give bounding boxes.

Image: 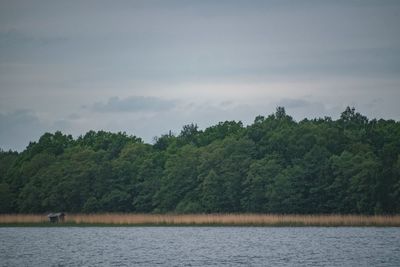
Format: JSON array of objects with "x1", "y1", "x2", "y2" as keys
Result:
[{"x1": 1, "y1": 107, "x2": 399, "y2": 214}]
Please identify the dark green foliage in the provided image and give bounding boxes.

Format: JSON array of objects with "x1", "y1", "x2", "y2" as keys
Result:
[
  {"x1": 0, "y1": 183, "x2": 14, "y2": 213},
  {"x1": 1, "y1": 107, "x2": 399, "y2": 214}
]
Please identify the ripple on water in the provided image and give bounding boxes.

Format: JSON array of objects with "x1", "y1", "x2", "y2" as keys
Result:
[{"x1": 0, "y1": 227, "x2": 400, "y2": 266}]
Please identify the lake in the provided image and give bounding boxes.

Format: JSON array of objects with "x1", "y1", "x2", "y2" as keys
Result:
[{"x1": 1, "y1": 227, "x2": 399, "y2": 266}]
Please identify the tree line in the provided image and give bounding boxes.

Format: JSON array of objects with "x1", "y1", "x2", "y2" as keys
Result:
[{"x1": 1, "y1": 107, "x2": 399, "y2": 214}]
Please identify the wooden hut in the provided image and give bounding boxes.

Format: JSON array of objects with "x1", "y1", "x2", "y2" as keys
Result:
[{"x1": 47, "y1": 212, "x2": 65, "y2": 223}]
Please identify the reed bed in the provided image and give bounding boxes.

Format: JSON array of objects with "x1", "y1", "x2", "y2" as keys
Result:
[
  {"x1": 0, "y1": 214, "x2": 48, "y2": 224},
  {"x1": 1, "y1": 213, "x2": 400, "y2": 226}
]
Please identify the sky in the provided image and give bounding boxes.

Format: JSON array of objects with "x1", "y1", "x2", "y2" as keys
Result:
[{"x1": 1, "y1": 0, "x2": 400, "y2": 151}]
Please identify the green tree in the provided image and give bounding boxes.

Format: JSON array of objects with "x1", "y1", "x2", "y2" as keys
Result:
[
  {"x1": 100, "y1": 189, "x2": 131, "y2": 212},
  {"x1": 241, "y1": 157, "x2": 282, "y2": 212},
  {"x1": 154, "y1": 145, "x2": 200, "y2": 212},
  {"x1": 1, "y1": 107, "x2": 399, "y2": 215},
  {"x1": 0, "y1": 183, "x2": 14, "y2": 213},
  {"x1": 201, "y1": 170, "x2": 224, "y2": 212}
]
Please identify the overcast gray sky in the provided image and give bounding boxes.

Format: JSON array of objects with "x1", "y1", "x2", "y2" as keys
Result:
[{"x1": 1, "y1": 0, "x2": 400, "y2": 151}]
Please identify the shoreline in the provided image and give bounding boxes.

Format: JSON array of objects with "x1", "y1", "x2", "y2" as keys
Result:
[
  {"x1": 1, "y1": 223, "x2": 400, "y2": 227},
  {"x1": 1, "y1": 214, "x2": 399, "y2": 227}
]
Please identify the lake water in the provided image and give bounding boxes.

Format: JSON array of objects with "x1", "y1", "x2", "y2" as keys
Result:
[{"x1": 1, "y1": 227, "x2": 399, "y2": 266}]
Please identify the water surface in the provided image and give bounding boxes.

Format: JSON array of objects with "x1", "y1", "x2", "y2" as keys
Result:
[{"x1": 1, "y1": 227, "x2": 399, "y2": 266}]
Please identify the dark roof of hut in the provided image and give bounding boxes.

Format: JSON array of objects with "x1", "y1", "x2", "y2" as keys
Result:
[{"x1": 47, "y1": 212, "x2": 65, "y2": 218}]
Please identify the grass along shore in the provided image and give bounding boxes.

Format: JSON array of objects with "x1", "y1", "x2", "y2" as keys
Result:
[{"x1": 1, "y1": 214, "x2": 400, "y2": 226}]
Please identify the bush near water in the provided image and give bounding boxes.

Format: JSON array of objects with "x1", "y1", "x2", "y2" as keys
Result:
[{"x1": 1, "y1": 107, "x2": 400, "y2": 214}]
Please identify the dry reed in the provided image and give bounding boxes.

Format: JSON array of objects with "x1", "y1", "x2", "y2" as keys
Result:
[{"x1": 1, "y1": 213, "x2": 400, "y2": 226}]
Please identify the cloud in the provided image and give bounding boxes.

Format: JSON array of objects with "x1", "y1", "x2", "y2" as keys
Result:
[
  {"x1": 276, "y1": 98, "x2": 343, "y2": 120},
  {"x1": 0, "y1": 29, "x2": 68, "y2": 63},
  {"x1": 0, "y1": 110, "x2": 45, "y2": 151},
  {"x1": 1, "y1": 1, "x2": 400, "y2": 151},
  {"x1": 92, "y1": 96, "x2": 177, "y2": 113},
  {"x1": 67, "y1": 113, "x2": 81, "y2": 120},
  {"x1": 52, "y1": 119, "x2": 71, "y2": 132},
  {"x1": 0, "y1": 29, "x2": 67, "y2": 46},
  {"x1": 0, "y1": 109, "x2": 76, "y2": 151},
  {"x1": 277, "y1": 98, "x2": 311, "y2": 109}
]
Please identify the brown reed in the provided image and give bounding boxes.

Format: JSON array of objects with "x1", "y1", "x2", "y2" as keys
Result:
[{"x1": 1, "y1": 213, "x2": 400, "y2": 226}]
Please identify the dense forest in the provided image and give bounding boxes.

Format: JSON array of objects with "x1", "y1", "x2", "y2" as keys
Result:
[{"x1": 1, "y1": 107, "x2": 399, "y2": 214}]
